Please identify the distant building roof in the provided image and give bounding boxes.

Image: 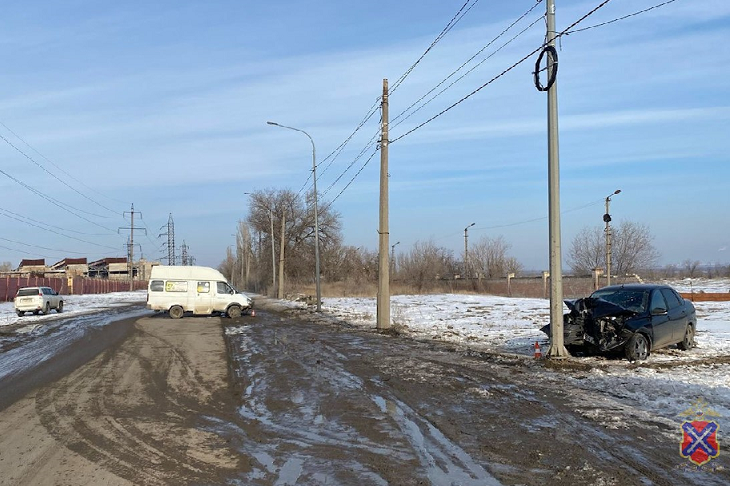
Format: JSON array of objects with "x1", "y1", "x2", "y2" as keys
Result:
[
  {"x1": 51, "y1": 257, "x2": 88, "y2": 269},
  {"x1": 19, "y1": 259, "x2": 45, "y2": 267}
]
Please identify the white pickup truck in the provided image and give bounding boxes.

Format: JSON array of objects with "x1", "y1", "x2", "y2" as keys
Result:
[{"x1": 14, "y1": 286, "x2": 64, "y2": 316}]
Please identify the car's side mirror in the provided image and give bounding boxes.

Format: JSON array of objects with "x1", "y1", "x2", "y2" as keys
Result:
[{"x1": 651, "y1": 307, "x2": 667, "y2": 316}]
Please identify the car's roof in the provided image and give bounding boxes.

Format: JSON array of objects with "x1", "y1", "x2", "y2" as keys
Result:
[{"x1": 595, "y1": 283, "x2": 675, "y2": 291}]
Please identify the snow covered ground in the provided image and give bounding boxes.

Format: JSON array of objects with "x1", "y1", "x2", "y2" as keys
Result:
[{"x1": 0, "y1": 291, "x2": 147, "y2": 329}]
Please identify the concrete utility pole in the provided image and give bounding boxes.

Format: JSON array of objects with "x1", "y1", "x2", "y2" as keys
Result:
[
  {"x1": 463, "y1": 222, "x2": 475, "y2": 279},
  {"x1": 604, "y1": 189, "x2": 621, "y2": 286},
  {"x1": 119, "y1": 204, "x2": 146, "y2": 291},
  {"x1": 270, "y1": 209, "x2": 276, "y2": 293},
  {"x1": 267, "y1": 121, "x2": 321, "y2": 311},
  {"x1": 377, "y1": 79, "x2": 390, "y2": 330},
  {"x1": 545, "y1": 0, "x2": 569, "y2": 358},
  {"x1": 278, "y1": 212, "x2": 286, "y2": 299}
]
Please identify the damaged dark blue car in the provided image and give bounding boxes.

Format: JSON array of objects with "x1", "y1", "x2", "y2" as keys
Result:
[{"x1": 542, "y1": 284, "x2": 696, "y2": 361}]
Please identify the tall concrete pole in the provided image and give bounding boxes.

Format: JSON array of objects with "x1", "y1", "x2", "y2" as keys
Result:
[
  {"x1": 129, "y1": 204, "x2": 134, "y2": 291},
  {"x1": 278, "y1": 212, "x2": 286, "y2": 299},
  {"x1": 270, "y1": 209, "x2": 276, "y2": 295},
  {"x1": 377, "y1": 79, "x2": 391, "y2": 330},
  {"x1": 546, "y1": 0, "x2": 568, "y2": 358}
]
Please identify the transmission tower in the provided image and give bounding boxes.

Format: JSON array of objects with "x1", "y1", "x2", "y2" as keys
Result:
[
  {"x1": 159, "y1": 213, "x2": 176, "y2": 265},
  {"x1": 181, "y1": 240, "x2": 189, "y2": 266}
]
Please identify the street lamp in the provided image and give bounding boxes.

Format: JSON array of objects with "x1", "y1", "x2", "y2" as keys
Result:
[
  {"x1": 604, "y1": 189, "x2": 621, "y2": 286},
  {"x1": 390, "y1": 241, "x2": 400, "y2": 275},
  {"x1": 464, "y1": 223, "x2": 475, "y2": 279},
  {"x1": 267, "y1": 121, "x2": 321, "y2": 312}
]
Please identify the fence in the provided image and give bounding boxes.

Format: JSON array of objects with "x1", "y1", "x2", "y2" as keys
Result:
[{"x1": 0, "y1": 276, "x2": 148, "y2": 303}]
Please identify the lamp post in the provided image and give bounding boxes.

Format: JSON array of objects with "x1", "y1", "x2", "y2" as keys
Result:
[
  {"x1": 390, "y1": 241, "x2": 400, "y2": 275},
  {"x1": 267, "y1": 121, "x2": 321, "y2": 311},
  {"x1": 464, "y1": 223, "x2": 475, "y2": 279},
  {"x1": 604, "y1": 189, "x2": 621, "y2": 286}
]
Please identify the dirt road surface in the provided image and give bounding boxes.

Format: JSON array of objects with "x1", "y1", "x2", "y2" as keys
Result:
[{"x1": 0, "y1": 305, "x2": 727, "y2": 485}]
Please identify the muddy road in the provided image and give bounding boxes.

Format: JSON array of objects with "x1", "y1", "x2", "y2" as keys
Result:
[{"x1": 0, "y1": 305, "x2": 726, "y2": 485}]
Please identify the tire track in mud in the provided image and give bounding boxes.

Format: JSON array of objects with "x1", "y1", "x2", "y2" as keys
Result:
[
  {"x1": 30, "y1": 316, "x2": 244, "y2": 485},
  {"x1": 225, "y1": 313, "x2": 501, "y2": 485}
]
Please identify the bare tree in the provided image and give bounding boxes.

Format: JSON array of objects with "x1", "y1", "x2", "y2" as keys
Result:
[
  {"x1": 0, "y1": 262, "x2": 12, "y2": 272},
  {"x1": 398, "y1": 240, "x2": 457, "y2": 292},
  {"x1": 568, "y1": 221, "x2": 660, "y2": 276},
  {"x1": 682, "y1": 259, "x2": 702, "y2": 278},
  {"x1": 469, "y1": 236, "x2": 521, "y2": 278}
]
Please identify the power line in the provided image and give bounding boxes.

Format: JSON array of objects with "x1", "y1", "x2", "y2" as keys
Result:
[
  {"x1": 391, "y1": 0, "x2": 482, "y2": 95},
  {"x1": 0, "y1": 131, "x2": 121, "y2": 215},
  {"x1": 0, "y1": 164, "x2": 118, "y2": 232},
  {"x1": 0, "y1": 207, "x2": 119, "y2": 250},
  {"x1": 391, "y1": 12, "x2": 545, "y2": 132},
  {"x1": 390, "y1": 0, "x2": 616, "y2": 143},
  {"x1": 0, "y1": 119, "x2": 129, "y2": 205},
  {"x1": 321, "y1": 148, "x2": 380, "y2": 212},
  {"x1": 320, "y1": 126, "x2": 381, "y2": 198},
  {"x1": 565, "y1": 0, "x2": 679, "y2": 35},
  {"x1": 0, "y1": 237, "x2": 87, "y2": 256}
]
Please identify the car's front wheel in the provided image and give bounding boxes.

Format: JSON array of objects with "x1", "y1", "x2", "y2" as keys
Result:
[
  {"x1": 57, "y1": 301, "x2": 64, "y2": 313},
  {"x1": 227, "y1": 305, "x2": 242, "y2": 318},
  {"x1": 625, "y1": 333, "x2": 650, "y2": 361},
  {"x1": 16, "y1": 311, "x2": 24, "y2": 317},
  {"x1": 169, "y1": 305, "x2": 184, "y2": 319},
  {"x1": 677, "y1": 324, "x2": 694, "y2": 351}
]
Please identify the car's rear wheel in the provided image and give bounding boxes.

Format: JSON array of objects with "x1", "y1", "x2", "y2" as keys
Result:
[
  {"x1": 43, "y1": 303, "x2": 50, "y2": 315},
  {"x1": 169, "y1": 305, "x2": 184, "y2": 319},
  {"x1": 227, "y1": 305, "x2": 242, "y2": 319},
  {"x1": 677, "y1": 324, "x2": 694, "y2": 351},
  {"x1": 57, "y1": 301, "x2": 64, "y2": 313},
  {"x1": 625, "y1": 333, "x2": 649, "y2": 361}
]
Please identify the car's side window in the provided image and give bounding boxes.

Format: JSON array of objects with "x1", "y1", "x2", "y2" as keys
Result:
[
  {"x1": 650, "y1": 291, "x2": 667, "y2": 312},
  {"x1": 42, "y1": 288, "x2": 51, "y2": 295},
  {"x1": 150, "y1": 280, "x2": 164, "y2": 292},
  {"x1": 217, "y1": 282, "x2": 231, "y2": 294},
  {"x1": 197, "y1": 281, "x2": 210, "y2": 293},
  {"x1": 661, "y1": 289, "x2": 682, "y2": 310}
]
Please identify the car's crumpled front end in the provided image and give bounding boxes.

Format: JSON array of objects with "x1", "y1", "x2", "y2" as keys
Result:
[{"x1": 542, "y1": 298, "x2": 638, "y2": 352}]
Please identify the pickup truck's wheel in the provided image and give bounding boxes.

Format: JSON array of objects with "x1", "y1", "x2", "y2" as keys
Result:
[
  {"x1": 56, "y1": 301, "x2": 64, "y2": 313},
  {"x1": 625, "y1": 333, "x2": 649, "y2": 361},
  {"x1": 677, "y1": 324, "x2": 694, "y2": 351},
  {"x1": 43, "y1": 303, "x2": 50, "y2": 315},
  {"x1": 169, "y1": 305, "x2": 184, "y2": 319},
  {"x1": 16, "y1": 311, "x2": 24, "y2": 317},
  {"x1": 227, "y1": 305, "x2": 242, "y2": 318}
]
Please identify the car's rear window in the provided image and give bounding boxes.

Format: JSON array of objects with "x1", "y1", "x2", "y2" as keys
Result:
[{"x1": 17, "y1": 288, "x2": 40, "y2": 297}]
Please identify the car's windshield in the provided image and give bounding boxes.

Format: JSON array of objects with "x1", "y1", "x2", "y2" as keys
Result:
[
  {"x1": 17, "y1": 288, "x2": 40, "y2": 297},
  {"x1": 590, "y1": 288, "x2": 649, "y2": 313}
]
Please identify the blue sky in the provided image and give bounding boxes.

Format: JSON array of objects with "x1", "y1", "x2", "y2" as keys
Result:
[{"x1": 0, "y1": 0, "x2": 728, "y2": 271}]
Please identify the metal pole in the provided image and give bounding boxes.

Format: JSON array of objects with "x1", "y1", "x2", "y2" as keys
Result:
[
  {"x1": 266, "y1": 121, "x2": 321, "y2": 311},
  {"x1": 464, "y1": 222, "x2": 475, "y2": 279},
  {"x1": 604, "y1": 189, "x2": 620, "y2": 286},
  {"x1": 546, "y1": 0, "x2": 568, "y2": 358},
  {"x1": 605, "y1": 197, "x2": 611, "y2": 287},
  {"x1": 391, "y1": 241, "x2": 400, "y2": 275},
  {"x1": 377, "y1": 79, "x2": 390, "y2": 330}
]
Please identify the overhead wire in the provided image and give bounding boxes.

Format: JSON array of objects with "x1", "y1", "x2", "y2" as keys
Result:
[
  {"x1": 0, "y1": 237, "x2": 87, "y2": 256},
  {"x1": 390, "y1": 0, "x2": 616, "y2": 143},
  {"x1": 0, "y1": 131, "x2": 121, "y2": 215},
  {"x1": 0, "y1": 119, "x2": 129, "y2": 205},
  {"x1": 390, "y1": 0, "x2": 482, "y2": 95},
  {"x1": 0, "y1": 207, "x2": 119, "y2": 250},
  {"x1": 391, "y1": 0, "x2": 544, "y2": 128},
  {"x1": 565, "y1": 0, "x2": 679, "y2": 35}
]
